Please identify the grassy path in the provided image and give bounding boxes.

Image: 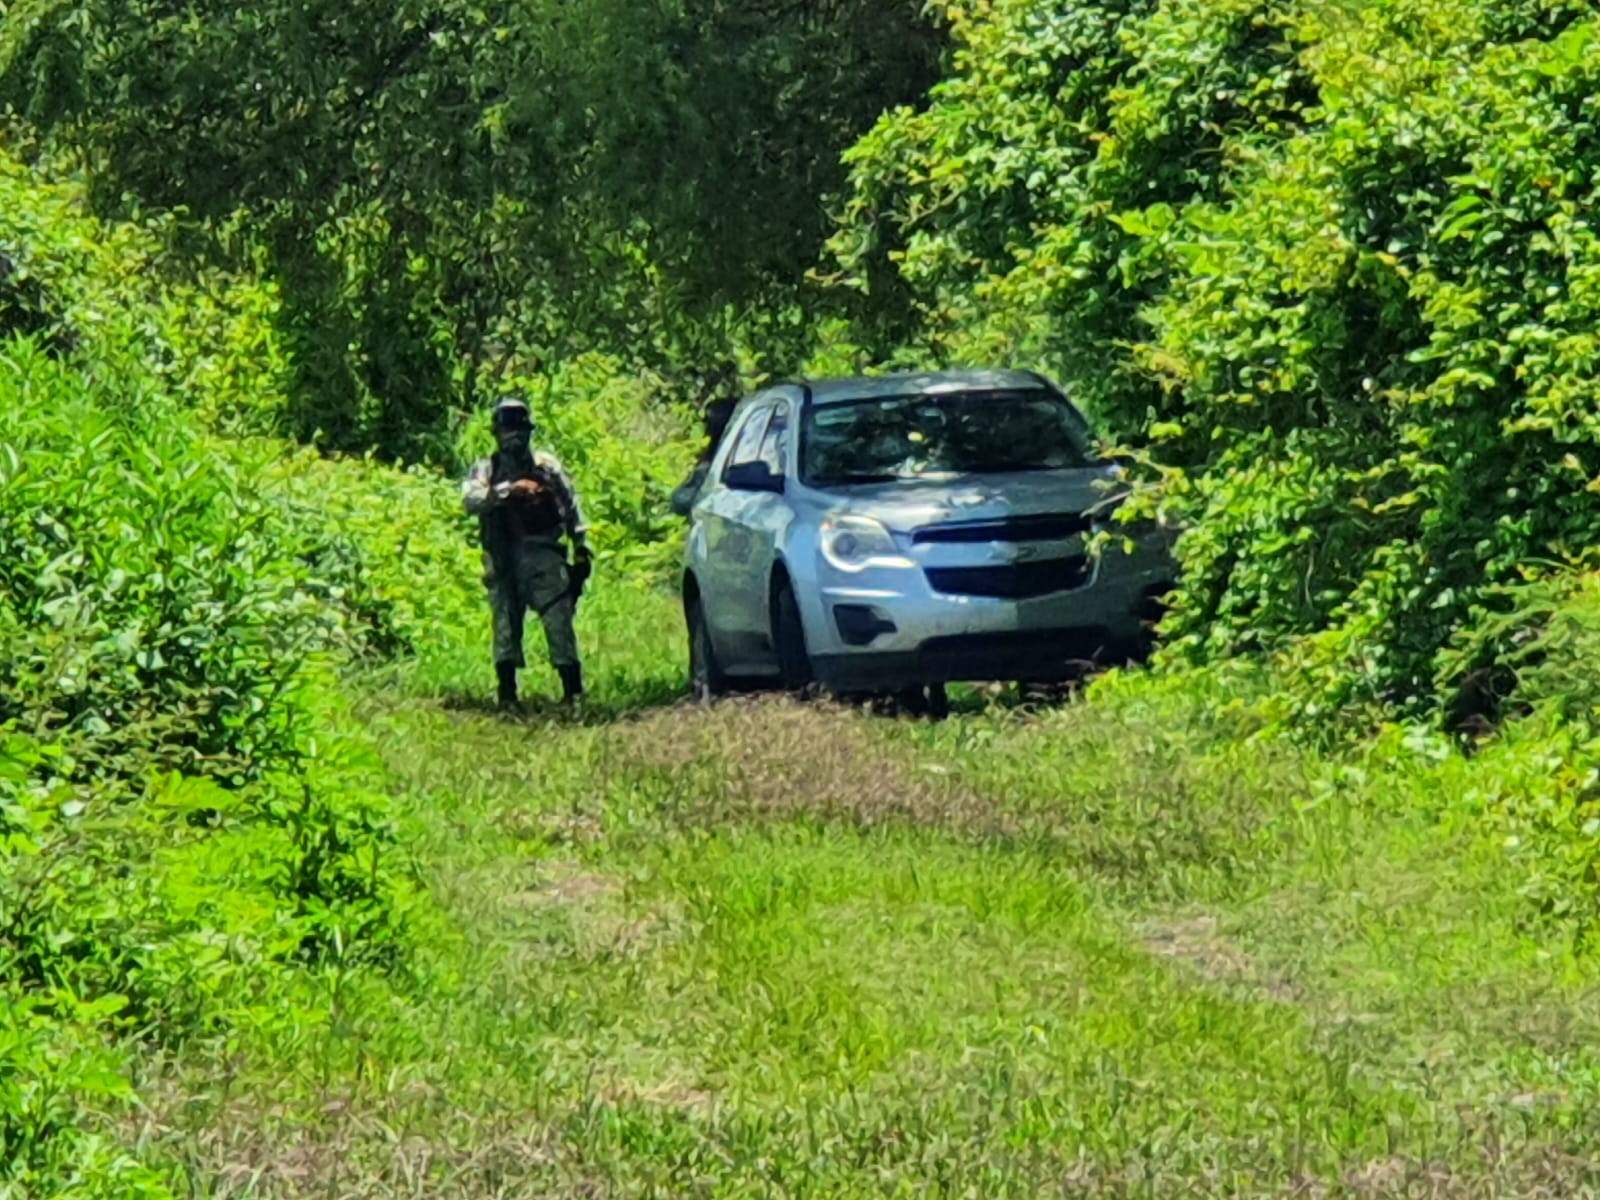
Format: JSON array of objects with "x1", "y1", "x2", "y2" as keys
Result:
[{"x1": 150, "y1": 595, "x2": 1600, "y2": 1197}]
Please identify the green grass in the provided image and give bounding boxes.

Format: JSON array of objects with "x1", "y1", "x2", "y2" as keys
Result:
[{"x1": 128, "y1": 585, "x2": 1600, "y2": 1197}]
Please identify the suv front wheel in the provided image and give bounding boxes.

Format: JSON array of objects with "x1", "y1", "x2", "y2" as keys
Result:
[
  {"x1": 772, "y1": 580, "x2": 814, "y2": 695},
  {"x1": 686, "y1": 594, "x2": 729, "y2": 703}
]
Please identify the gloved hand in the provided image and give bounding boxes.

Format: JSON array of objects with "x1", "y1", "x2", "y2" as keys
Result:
[{"x1": 569, "y1": 548, "x2": 593, "y2": 599}]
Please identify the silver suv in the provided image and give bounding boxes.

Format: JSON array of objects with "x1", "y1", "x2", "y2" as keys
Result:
[{"x1": 680, "y1": 369, "x2": 1177, "y2": 701}]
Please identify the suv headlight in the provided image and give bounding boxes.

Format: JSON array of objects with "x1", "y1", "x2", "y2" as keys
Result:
[{"x1": 819, "y1": 515, "x2": 913, "y2": 572}]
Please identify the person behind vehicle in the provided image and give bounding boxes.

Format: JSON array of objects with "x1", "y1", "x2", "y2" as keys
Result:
[
  {"x1": 462, "y1": 397, "x2": 592, "y2": 713},
  {"x1": 669, "y1": 397, "x2": 738, "y2": 517}
]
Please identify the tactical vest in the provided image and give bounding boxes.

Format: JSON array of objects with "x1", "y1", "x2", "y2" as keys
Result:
[{"x1": 480, "y1": 451, "x2": 566, "y2": 564}]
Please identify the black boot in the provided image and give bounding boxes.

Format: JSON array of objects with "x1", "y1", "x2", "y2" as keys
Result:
[
  {"x1": 558, "y1": 663, "x2": 584, "y2": 712},
  {"x1": 496, "y1": 663, "x2": 522, "y2": 713}
]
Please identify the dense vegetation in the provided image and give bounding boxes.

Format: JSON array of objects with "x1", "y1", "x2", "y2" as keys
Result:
[
  {"x1": 7, "y1": 0, "x2": 1600, "y2": 1194},
  {"x1": 0, "y1": 161, "x2": 447, "y2": 1192},
  {"x1": 829, "y1": 0, "x2": 1600, "y2": 728}
]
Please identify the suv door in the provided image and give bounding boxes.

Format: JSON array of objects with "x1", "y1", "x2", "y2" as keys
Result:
[
  {"x1": 696, "y1": 402, "x2": 773, "y2": 666},
  {"x1": 705, "y1": 399, "x2": 793, "y2": 669}
]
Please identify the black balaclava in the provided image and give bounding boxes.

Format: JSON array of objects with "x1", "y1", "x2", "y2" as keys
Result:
[{"x1": 492, "y1": 397, "x2": 535, "y2": 470}]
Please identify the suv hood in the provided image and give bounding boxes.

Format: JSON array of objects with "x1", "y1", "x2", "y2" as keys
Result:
[{"x1": 810, "y1": 466, "x2": 1126, "y2": 532}]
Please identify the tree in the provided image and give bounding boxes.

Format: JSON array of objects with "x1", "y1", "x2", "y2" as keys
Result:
[{"x1": 1, "y1": 0, "x2": 944, "y2": 458}]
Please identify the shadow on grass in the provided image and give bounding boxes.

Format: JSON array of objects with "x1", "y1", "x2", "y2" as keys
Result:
[
  {"x1": 427, "y1": 652, "x2": 1152, "y2": 728},
  {"x1": 436, "y1": 675, "x2": 688, "y2": 726},
  {"x1": 827, "y1": 675, "x2": 1099, "y2": 722},
  {"x1": 947, "y1": 649, "x2": 1161, "y2": 719}
]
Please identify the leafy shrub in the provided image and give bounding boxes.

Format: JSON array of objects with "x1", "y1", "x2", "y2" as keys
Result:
[
  {"x1": 1476, "y1": 718, "x2": 1600, "y2": 942},
  {"x1": 1327, "y1": 705, "x2": 1600, "y2": 945},
  {"x1": 0, "y1": 149, "x2": 291, "y2": 432},
  {"x1": 263, "y1": 444, "x2": 482, "y2": 660},
  {"x1": 1433, "y1": 566, "x2": 1600, "y2": 727},
  {"x1": 0, "y1": 337, "x2": 417, "y2": 1014},
  {"x1": 0, "y1": 342, "x2": 331, "y2": 782},
  {"x1": 0, "y1": 164, "x2": 440, "y2": 1189},
  {"x1": 0, "y1": 984, "x2": 176, "y2": 1200}
]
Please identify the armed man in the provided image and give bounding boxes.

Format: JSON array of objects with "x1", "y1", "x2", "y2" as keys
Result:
[
  {"x1": 669, "y1": 396, "x2": 737, "y2": 518},
  {"x1": 462, "y1": 397, "x2": 593, "y2": 714}
]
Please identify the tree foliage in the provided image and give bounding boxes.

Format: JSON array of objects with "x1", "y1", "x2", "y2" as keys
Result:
[{"x1": 0, "y1": 0, "x2": 943, "y2": 460}]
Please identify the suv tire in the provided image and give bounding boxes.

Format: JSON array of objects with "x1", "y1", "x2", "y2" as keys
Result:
[
  {"x1": 772, "y1": 580, "x2": 814, "y2": 695},
  {"x1": 687, "y1": 595, "x2": 729, "y2": 703}
]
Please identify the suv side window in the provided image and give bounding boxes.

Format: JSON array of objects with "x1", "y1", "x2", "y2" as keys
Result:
[
  {"x1": 757, "y1": 405, "x2": 789, "y2": 476},
  {"x1": 721, "y1": 406, "x2": 773, "y2": 480}
]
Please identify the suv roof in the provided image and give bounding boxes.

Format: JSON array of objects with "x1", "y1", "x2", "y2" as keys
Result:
[{"x1": 787, "y1": 368, "x2": 1055, "y2": 406}]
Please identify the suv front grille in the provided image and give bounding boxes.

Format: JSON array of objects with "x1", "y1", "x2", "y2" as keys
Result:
[
  {"x1": 925, "y1": 556, "x2": 1090, "y2": 599},
  {"x1": 912, "y1": 514, "x2": 1091, "y2": 544}
]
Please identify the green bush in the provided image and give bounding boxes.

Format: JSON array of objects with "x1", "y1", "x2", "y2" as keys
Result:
[
  {"x1": 0, "y1": 342, "x2": 324, "y2": 782},
  {"x1": 263, "y1": 444, "x2": 482, "y2": 661},
  {"x1": 0, "y1": 160, "x2": 446, "y2": 1191},
  {"x1": 0, "y1": 149, "x2": 291, "y2": 433},
  {"x1": 0, "y1": 331, "x2": 416, "y2": 998},
  {"x1": 1471, "y1": 717, "x2": 1600, "y2": 942},
  {"x1": 0, "y1": 983, "x2": 175, "y2": 1200}
]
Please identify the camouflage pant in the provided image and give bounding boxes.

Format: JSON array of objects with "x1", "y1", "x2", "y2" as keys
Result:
[{"x1": 486, "y1": 544, "x2": 579, "y2": 670}]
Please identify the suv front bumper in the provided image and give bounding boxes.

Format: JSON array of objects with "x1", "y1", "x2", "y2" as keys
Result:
[{"x1": 803, "y1": 541, "x2": 1174, "y2": 690}]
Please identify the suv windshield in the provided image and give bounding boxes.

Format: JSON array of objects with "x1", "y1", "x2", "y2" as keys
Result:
[{"x1": 801, "y1": 389, "x2": 1095, "y2": 486}]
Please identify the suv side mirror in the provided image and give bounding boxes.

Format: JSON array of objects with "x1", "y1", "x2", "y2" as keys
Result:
[{"x1": 724, "y1": 461, "x2": 785, "y2": 494}]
